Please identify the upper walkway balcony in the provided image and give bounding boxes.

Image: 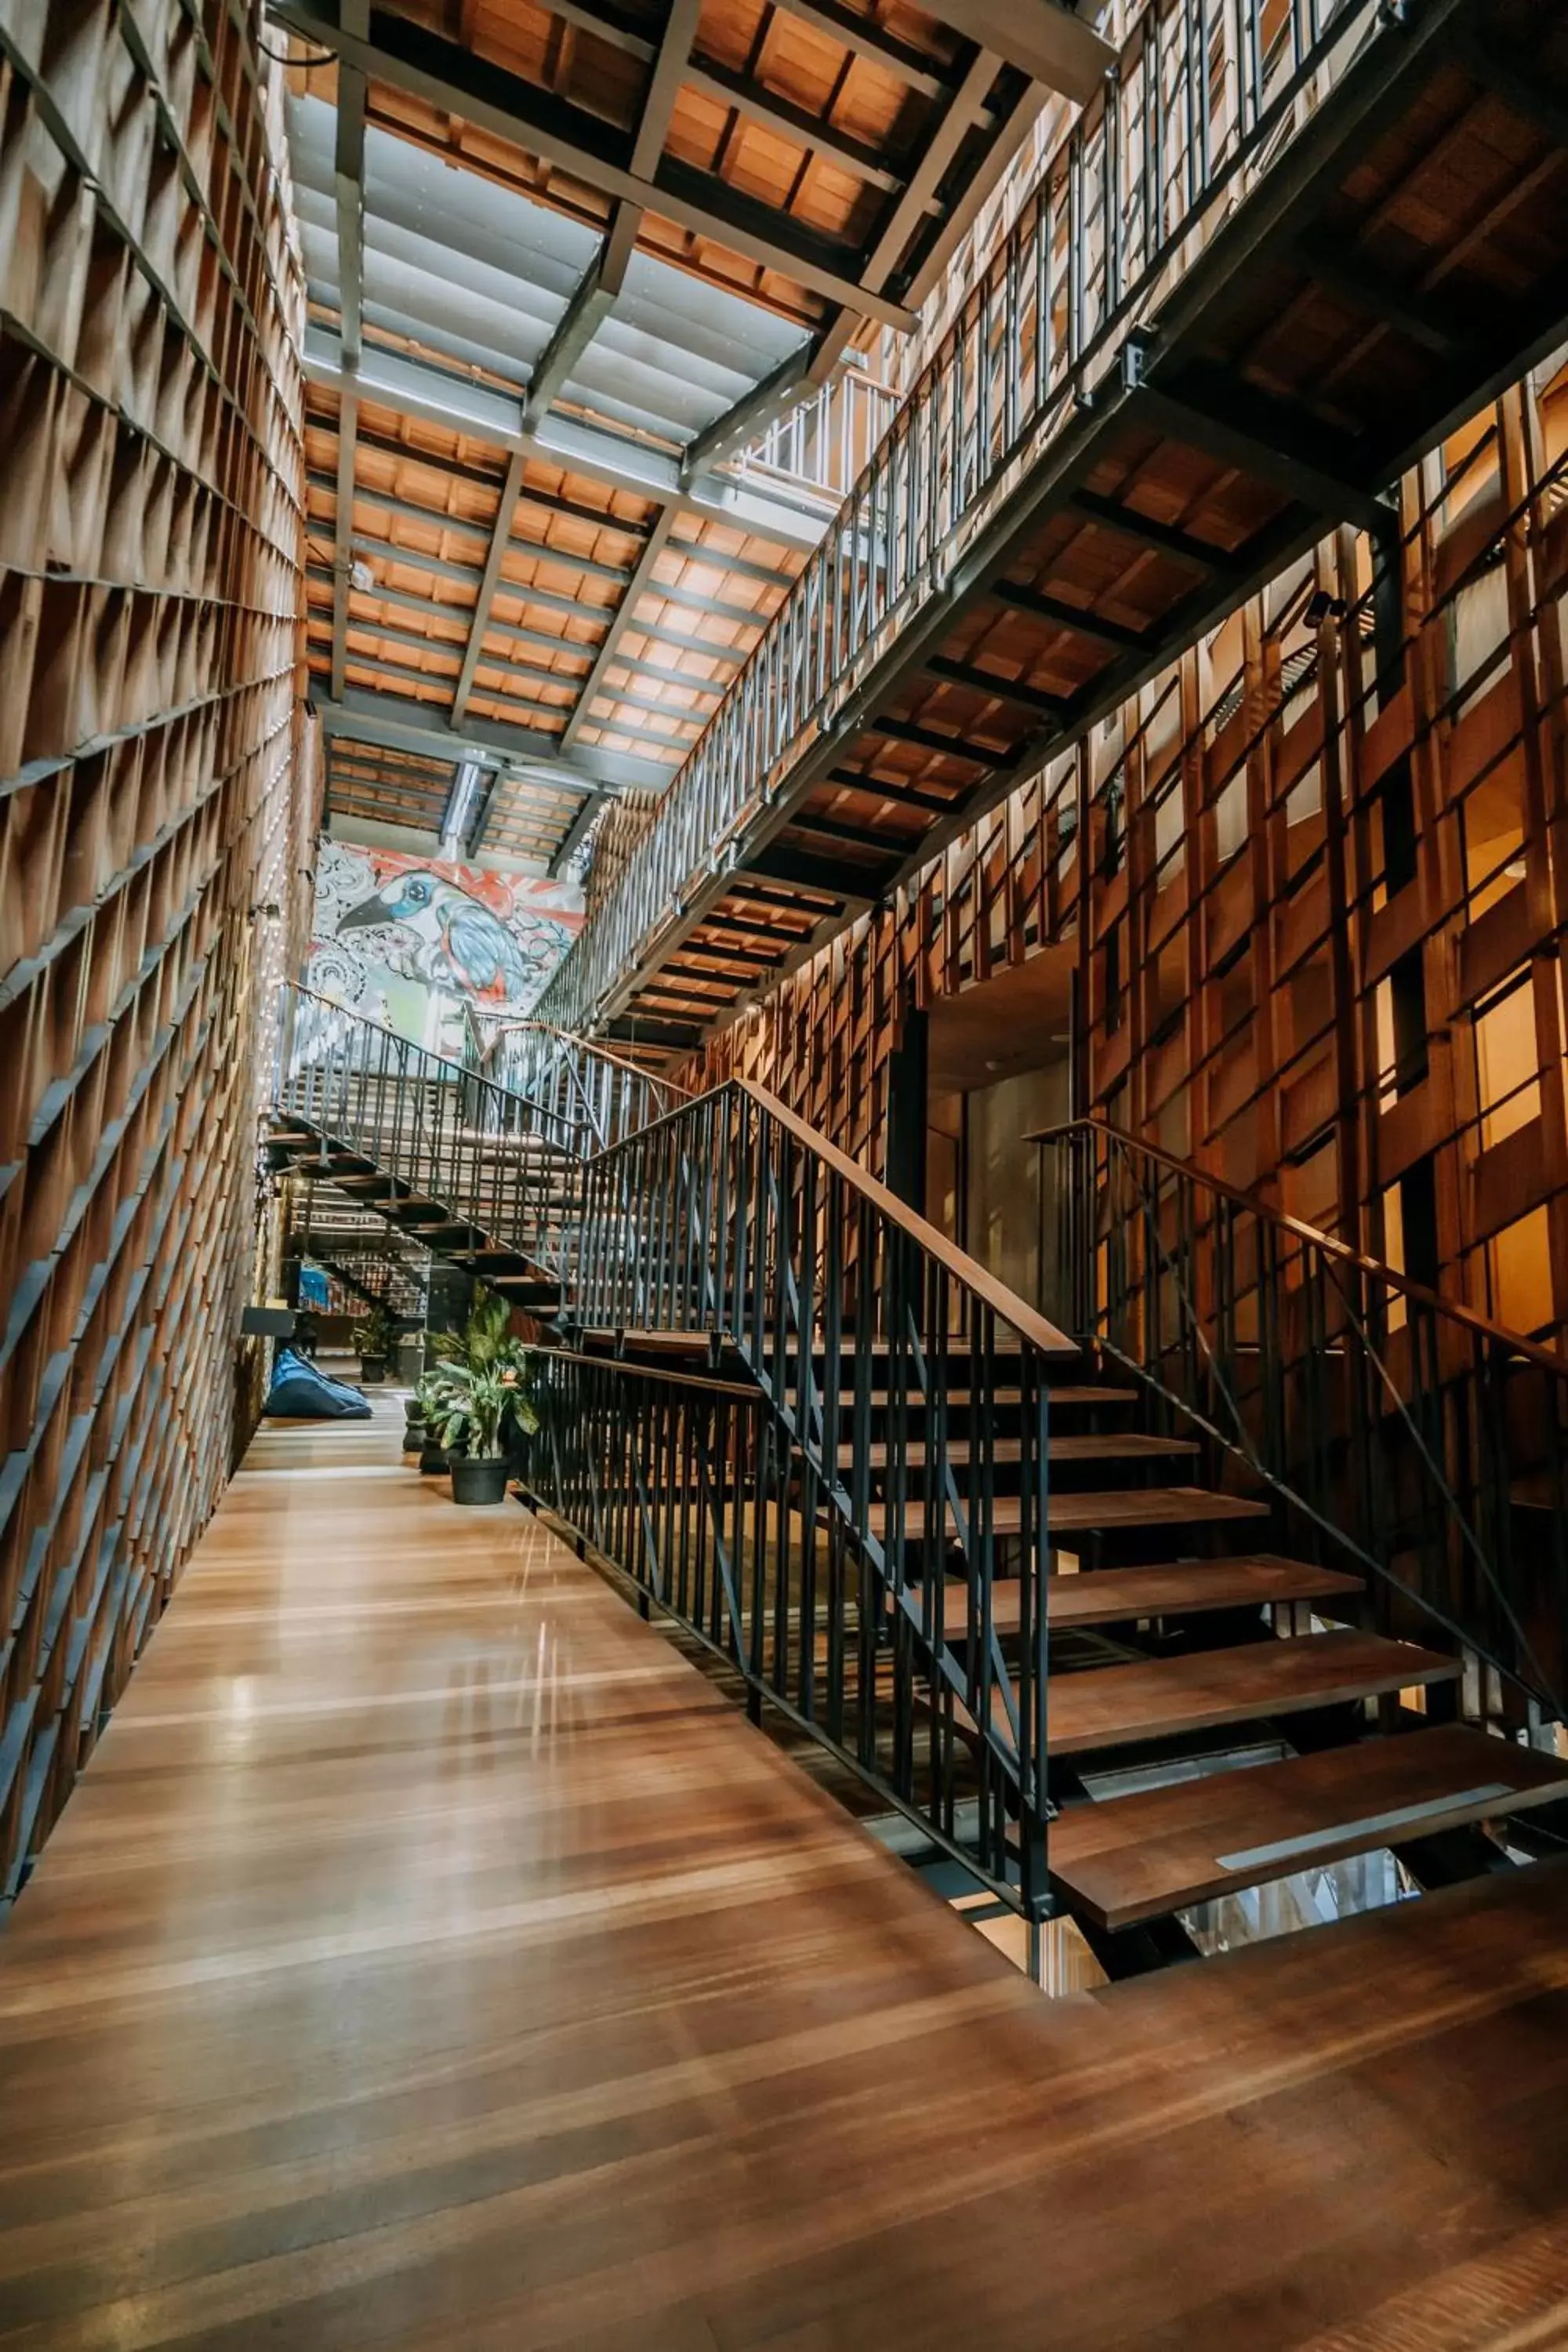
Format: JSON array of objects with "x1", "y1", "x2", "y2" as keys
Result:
[{"x1": 535, "y1": 0, "x2": 1568, "y2": 1054}]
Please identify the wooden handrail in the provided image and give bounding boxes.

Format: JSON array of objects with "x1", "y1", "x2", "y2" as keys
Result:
[
  {"x1": 481, "y1": 1017, "x2": 691, "y2": 1098},
  {"x1": 580, "y1": 1072, "x2": 1077, "y2": 1358},
  {"x1": 741, "y1": 1081, "x2": 1078, "y2": 1360},
  {"x1": 1030, "y1": 1115, "x2": 1568, "y2": 1377},
  {"x1": 540, "y1": 1345, "x2": 757, "y2": 1399}
]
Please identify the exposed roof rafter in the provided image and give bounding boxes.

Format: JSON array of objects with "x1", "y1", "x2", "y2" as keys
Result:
[
  {"x1": 318, "y1": 684, "x2": 672, "y2": 789},
  {"x1": 281, "y1": 0, "x2": 1102, "y2": 874},
  {"x1": 561, "y1": 511, "x2": 680, "y2": 753},
  {"x1": 303, "y1": 329, "x2": 831, "y2": 552},
  {"x1": 452, "y1": 451, "x2": 524, "y2": 723},
  {"x1": 271, "y1": 0, "x2": 921, "y2": 328}
]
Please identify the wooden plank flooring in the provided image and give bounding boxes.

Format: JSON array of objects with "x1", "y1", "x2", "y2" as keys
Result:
[{"x1": 2, "y1": 1406, "x2": 1568, "y2": 2348}]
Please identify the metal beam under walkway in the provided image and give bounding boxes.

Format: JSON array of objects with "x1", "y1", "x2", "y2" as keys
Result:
[{"x1": 535, "y1": 0, "x2": 1568, "y2": 1053}]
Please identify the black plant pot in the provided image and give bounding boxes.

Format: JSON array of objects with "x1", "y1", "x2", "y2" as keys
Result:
[
  {"x1": 451, "y1": 1454, "x2": 510, "y2": 1506},
  {"x1": 418, "y1": 1439, "x2": 448, "y2": 1475},
  {"x1": 360, "y1": 1356, "x2": 388, "y2": 1385},
  {"x1": 403, "y1": 1415, "x2": 425, "y2": 1451}
]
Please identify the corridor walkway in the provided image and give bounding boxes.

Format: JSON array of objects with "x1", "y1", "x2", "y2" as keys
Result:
[{"x1": 2, "y1": 1410, "x2": 1568, "y2": 2347}]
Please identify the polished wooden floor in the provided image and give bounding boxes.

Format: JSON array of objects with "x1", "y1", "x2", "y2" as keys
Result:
[{"x1": 3, "y1": 1404, "x2": 1568, "y2": 2348}]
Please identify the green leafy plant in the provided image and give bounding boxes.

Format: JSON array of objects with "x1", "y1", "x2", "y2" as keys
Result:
[
  {"x1": 427, "y1": 1355, "x2": 539, "y2": 1462},
  {"x1": 353, "y1": 1301, "x2": 394, "y2": 1361},
  {"x1": 419, "y1": 1289, "x2": 539, "y2": 1460},
  {"x1": 426, "y1": 1286, "x2": 512, "y2": 1372}
]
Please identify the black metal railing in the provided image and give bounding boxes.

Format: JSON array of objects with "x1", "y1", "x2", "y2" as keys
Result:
[
  {"x1": 272, "y1": 987, "x2": 1078, "y2": 1911},
  {"x1": 536, "y1": 0, "x2": 1387, "y2": 1033},
  {"x1": 274, "y1": 985, "x2": 584, "y2": 1283},
  {"x1": 528, "y1": 1076, "x2": 1078, "y2": 1916},
  {"x1": 477, "y1": 1018, "x2": 688, "y2": 1157},
  {"x1": 1036, "y1": 1118, "x2": 1568, "y2": 1729}
]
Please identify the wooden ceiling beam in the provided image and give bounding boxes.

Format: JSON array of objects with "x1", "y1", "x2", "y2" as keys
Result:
[
  {"x1": 335, "y1": 419, "x2": 655, "y2": 538},
  {"x1": 1132, "y1": 379, "x2": 1397, "y2": 542},
  {"x1": 765, "y1": 0, "x2": 955, "y2": 101},
  {"x1": 684, "y1": 56, "x2": 906, "y2": 192},
  {"x1": 987, "y1": 580, "x2": 1150, "y2": 650}
]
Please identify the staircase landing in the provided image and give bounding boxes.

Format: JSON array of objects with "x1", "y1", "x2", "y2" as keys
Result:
[{"x1": 4, "y1": 1407, "x2": 1568, "y2": 2346}]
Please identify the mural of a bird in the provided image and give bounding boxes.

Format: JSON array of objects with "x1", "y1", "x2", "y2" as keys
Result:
[{"x1": 336, "y1": 870, "x2": 530, "y2": 1006}]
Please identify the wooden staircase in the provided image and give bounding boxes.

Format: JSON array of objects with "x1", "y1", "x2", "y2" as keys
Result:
[
  {"x1": 268, "y1": 1128, "x2": 570, "y2": 1316},
  {"x1": 575, "y1": 1327, "x2": 1568, "y2": 1965},
  {"x1": 272, "y1": 993, "x2": 1568, "y2": 1969},
  {"x1": 849, "y1": 1334, "x2": 1552, "y2": 1953}
]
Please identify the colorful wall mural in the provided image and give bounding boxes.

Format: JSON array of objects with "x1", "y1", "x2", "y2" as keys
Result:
[{"x1": 307, "y1": 841, "x2": 584, "y2": 1052}]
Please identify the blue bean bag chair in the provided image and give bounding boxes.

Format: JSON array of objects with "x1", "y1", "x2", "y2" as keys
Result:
[{"x1": 264, "y1": 1347, "x2": 372, "y2": 1419}]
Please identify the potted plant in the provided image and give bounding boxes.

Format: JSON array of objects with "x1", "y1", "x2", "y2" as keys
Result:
[
  {"x1": 427, "y1": 1287, "x2": 513, "y2": 1374},
  {"x1": 412, "y1": 1368, "x2": 453, "y2": 1474},
  {"x1": 353, "y1": 1301, "x2": 394, "y2": 1385},
  {"x1": 431, "y1": 1349, "x2": 538, "y2": 1505}
]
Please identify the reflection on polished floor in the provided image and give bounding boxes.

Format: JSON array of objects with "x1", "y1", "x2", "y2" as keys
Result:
[{"x1": 3, "y1": 1406, "x2": 1568, "y2": 2349}]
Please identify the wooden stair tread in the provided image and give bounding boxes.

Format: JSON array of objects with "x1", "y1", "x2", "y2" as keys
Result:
[
  {"x1": 1047, "y1": 1488, "x2": 1269, "y2": 1533},
  {"x1": 1050, "y1": 1724, "x2": 1568, "y2": 1929},
  {"x1": 760, "y1": 1385, "x2": 1138, "y2": 1408},
  {"x1": 754, "y1": 1345, "x2": 1022, "y2": 1363},
  {"x1": 858, "y1": 1486, "x2": 1269, "y2": 1537},
  {"x1": 581, "y1": 1329, "x2": 720, "y2": 1356},
  {"x1": 985, "y1": 1555, "x2": 1365, "y2": 1632},
  {"x1": 576, "y1": 1348, "x2": 1134, "y2": 1412},
  {"x1": 860, "y1": 1385, "x2": 1138, "y2": 1408},
  {"x1": 840, "y1": 1434, "x2": 1198, "y2": 1469},
  {"x1": 1042, "y1": 1630, "x2": 1459, "y2": 1755}
]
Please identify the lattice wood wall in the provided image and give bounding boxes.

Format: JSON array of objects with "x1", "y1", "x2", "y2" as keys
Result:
[
  {"x1": 0, "y1": 0, "x2": 311, "y2": 1897},
  {"x1": 686, "y1": 361, "x2": 1568, "y2": 1358}
]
